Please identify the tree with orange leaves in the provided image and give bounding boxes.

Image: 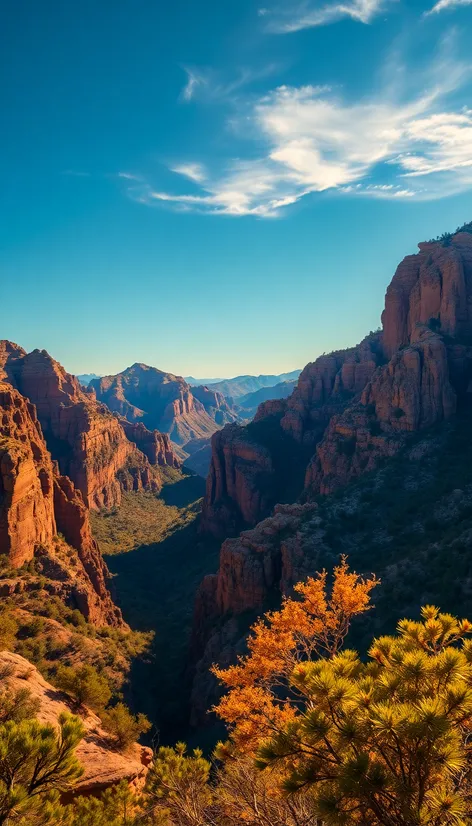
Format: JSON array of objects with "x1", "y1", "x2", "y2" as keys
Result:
[{"x1": 213, "y1": 557, "x2": 378, "y2": 751}]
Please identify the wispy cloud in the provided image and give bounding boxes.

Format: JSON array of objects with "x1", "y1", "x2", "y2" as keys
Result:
[
  {"x1": 262, "y1": 0, "x2": 393, "y2": 32},
  {"x1": 121, "y1": 50, "x2": 472, "y2": 218},
  {"x1": 180, "y1": 68, "x2": 204, "y2": 102},
  {"x1": 426, "y1": 0, "x2": 472, "y2": 13},
  {"x1": 179, "y1": 64, "x2": 280, "y2": 104}
]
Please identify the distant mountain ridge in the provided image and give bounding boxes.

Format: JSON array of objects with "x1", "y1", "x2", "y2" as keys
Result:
[
  {"x1": 91, "y1": 363, "x2": 237, "y2": 448},
  {"x1": 209, "y1": 370, "x2": 301, "y2": 400},
  {"x1": 77, "y1": 372, "x2": 101, "y2": 385},
  {"x1": 236, "y1": 379, "x2": 298, "y2": 419}
]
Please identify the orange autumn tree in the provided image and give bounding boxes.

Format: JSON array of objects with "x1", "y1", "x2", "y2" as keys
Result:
[{"x1": 213, "y1": 557, "x2": 378, "y2": 750}]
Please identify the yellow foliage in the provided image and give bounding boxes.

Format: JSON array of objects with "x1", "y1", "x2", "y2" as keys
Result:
[{"x1": 213, "y1": 557, "x2": 378, "y2": 749}]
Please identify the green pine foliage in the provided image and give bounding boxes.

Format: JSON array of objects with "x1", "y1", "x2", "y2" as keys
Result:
[
  {"x1": 256, "y1": 606, "x2": 472, "y2": 825},
  {"x1": 55, "y1": 664, "x2": 112, "y2": 712},
  {"x1": 0, "y1": 713, "x2": 84, "y2": 826},
  {"x1": 101, "y1": 703, "x2": 151, "y2": 750}
]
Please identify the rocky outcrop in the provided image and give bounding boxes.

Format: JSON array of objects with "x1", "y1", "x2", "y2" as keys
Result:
[
  {"x1": 191, "y1": 503, "x2": 319, "y2": 725},
  {"x1": 382, "y1": 231, "x2": 472, "y2": 357},
  {"x1": 200, "y1": 424, "x2": 276, "y2": 538},
  {"x1": 91, "y1": 363, "x2": 237, "y2": 448},
  {"x1": 0, "y1": 382, "x2": 56, "y2": 566},
  {"x1": 201, "y1": 334, "x2": 383, "y2": 538},
  {"x1": 305, "y1": 328, "x2": 457, "y2": 496},
  {"x1": 120, "y1": 420, "x2": 180, "y2": 468},
  {"x1": 0, "y1": 345, "x2": 172, "y2": 509},
  {"x1": 0, "y1": 381, "x2": 123, "y2": 626},
  {"x1": 0, "y1": 651, "x2": 151, "y2": 797}
]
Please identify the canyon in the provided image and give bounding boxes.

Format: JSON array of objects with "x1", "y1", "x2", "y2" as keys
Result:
[
  {"x1": 191, "y1": 225, "x2": 472, "y2": 725},
  {"x1": 3, "y1": 222, "x2": 472, "y2": 776}
]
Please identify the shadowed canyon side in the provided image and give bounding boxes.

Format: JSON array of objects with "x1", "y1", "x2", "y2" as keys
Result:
[
  {"x1": 191, "y1": 226, "x2": 472, "y2": 725},
  {"x1": 0, "y1": 380, "x2": 122, "y2": 626},
  {"x1": 0, "y1": 343, "x2": 180, "y2": 509}
]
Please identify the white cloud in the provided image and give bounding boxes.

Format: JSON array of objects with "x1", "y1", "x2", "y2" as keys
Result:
[
  {"x1": 264, "y1": 0, "x2": 392, "y2": 31},
  {"x1": 170, "y1": 163, "x2": 207, "y2": 183},
  {"x1": 427, "y1": 0, "x2": 472, "y2": 13},
  {"x1": 122, "y1": 55, "x2": 472, "y2": 218}
]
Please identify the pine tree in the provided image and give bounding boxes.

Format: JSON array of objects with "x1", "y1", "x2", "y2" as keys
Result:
[
  {"x1": 101, "y1": 703, "x2": 151, "y2": 751},
  {"x1": 55, "y1": 664, "x2": 112, "y2": 711},
  {"x1": 0, "y1": 713, "x2": 84, "y2": 826},
  {"x1": 256, "y1": 606, "x2": 472, "y2": 825}
]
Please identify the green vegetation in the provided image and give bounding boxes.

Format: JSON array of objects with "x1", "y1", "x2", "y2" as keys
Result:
[
  {"x1": 100, "y1": 702, "x2": 151, "y2": 750},
  {"x1": 92, "y1": 475, "x2": 220, "y2": 743},
  {"x1": 429, "y1": 220, "x2": 472, "y2": 246},
  {"x1": 91, "y1": 475, "x2": 204, "y2": 555},
  {"x1": 0, "y1": 713, "x2": 84, "y2": 826},
  {"x1": 55, "y1": 664, "x2": 112, "y2": 711}
]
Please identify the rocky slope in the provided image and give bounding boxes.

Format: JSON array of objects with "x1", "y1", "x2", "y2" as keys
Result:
[
  {"x1": 0, "y1": 651, "x2": 151, "y2": 797},
  {"x1": 91, "y1": 363, "x2": 237, "y2": 448},
  {"x1": 0, "y1": 379, "x2": 123, "y2": 626},
  {"x1": 1, "y1": 343, "x2": 178, "y2": 510},
  {"x1": 191, "y1": 225, "x2": 472, "y2": 725}
]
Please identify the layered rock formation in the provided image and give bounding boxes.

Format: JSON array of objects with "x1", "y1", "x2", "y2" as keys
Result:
[
  {"x1": 0, "y1": 651, "x2": 151, "y2": 797},
  {"x1": 201, "y1": 333, "x2": 383, "y2": 538},
  {"x1": 0, "y1": 344, "x2": 177, "y2": 509},
  {"x1": 0, "y1": 380, "x2": 122, "y2": 626},
  {"x1": 305, "y1": 327, "x2": 458, "y2": 496},
  {"x1": 91, "y1": 363, "x2": 237, "y2": 448}
]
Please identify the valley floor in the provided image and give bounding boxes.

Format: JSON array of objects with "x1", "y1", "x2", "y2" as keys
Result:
[{"x1": 91, "y1": 472, "x2": 221, "y2": 743}]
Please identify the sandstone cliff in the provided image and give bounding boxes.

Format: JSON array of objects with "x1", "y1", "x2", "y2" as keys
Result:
[
  {"x1": 0, "y1": 651, "x2": 151, "y2": 796},
  {"x1": 201, "y1": 333, "x2": 383, "y2": 538},
  {"x1": 91, "y1": 363, "x2": 237, "y2": 448},
  {"x1": 0, "y1": 380, "x2": 122, "y2": 626},
  {"x1": 0, "y1": 344, "x2": 177, "y2": 509}
]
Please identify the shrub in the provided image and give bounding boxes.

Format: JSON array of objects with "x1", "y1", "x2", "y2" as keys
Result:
[
  {"x1": 55, "y1": 664, "x2": 112, "y2": 711},
  {"x1": 101, "y1": 702, "x2": 151, "y2": 750}
]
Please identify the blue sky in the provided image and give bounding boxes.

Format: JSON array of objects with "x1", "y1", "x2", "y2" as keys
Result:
[{"x1": 1, "y1": 0, "x2": 472, "y2": 378}]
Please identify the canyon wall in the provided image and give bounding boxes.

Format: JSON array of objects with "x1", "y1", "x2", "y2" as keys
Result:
[
  {"x1": 0, "y1": 381, "x2": 122, "y2": 626},
  {"x1": 1, "y1": 344, "x2": 178, "y2": 509}
]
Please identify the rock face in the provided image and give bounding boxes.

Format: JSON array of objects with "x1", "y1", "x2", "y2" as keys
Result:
[
  {"x1": 0, "y1": 382, "x2": 56, "y2": 566},
  {"x1": 0, "y1": 651, "x2": 151, "y2": 797},
  {"x1": 91, "y1": 363, "x2": 237, "y2": 447},
  {"x1": 120, "y1": 420, "x2": 180, "y2": 468},
  {"x1": 305, "y1": 328, "x2": 457, "y2": 496},
  {"x1": 0, "y1": 345, "x2": 176, "y2": 509},
  {"x1": 201, "y1": 334, "x2": 383, "y2": 538},
  {"x1": 382, "y1": 232, "x2": 472, "y2": 357},
  {"x1": 201, "y1": 231, "x2": 472, "y2": 542},
  {"x1": 0, "y1": 381, "x2": 122, "y2": 626}
]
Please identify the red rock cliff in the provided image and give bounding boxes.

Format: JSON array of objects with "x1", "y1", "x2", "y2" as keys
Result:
[
  {"x1": 201, "y1": 334, "x2": 382, "y2": 538},
  {"x1": 0, "y1": 381, "x2": 123, "y2": 626}
]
